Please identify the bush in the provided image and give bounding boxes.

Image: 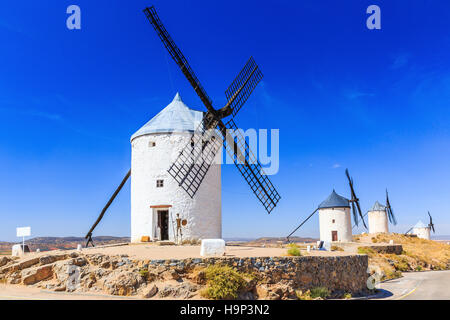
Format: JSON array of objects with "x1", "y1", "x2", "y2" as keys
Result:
[
  {"x1": 139, "y1": 269, "x2": 149, "y2": 279},
  {"x1": 331, "y1": 245, "x2": 344, "y2": 252},
  {"x1": 296, "y1": 290, "x2": 312, "y2": 300},
  {"x1": 200, "y1": 265, "x2": 248, "y2": 300},
  {"x1": 371, "y1": 237, "x2": 378, "y2": 243},
  {"x1": 357, "y1": 247, "x2": 375, "y2": 256},
  {"x1": 310, "y1": 287, "x2": 330, "y2": 299},
  {"x1": 287, "y1": 243, "x2": 301, "y2": 256},
  {"x1": 382, "y1": 269, "x2": 402, "y2": 281},
  {"x1": 415, "y1": 265, "x2": 423, "y2": 271}
]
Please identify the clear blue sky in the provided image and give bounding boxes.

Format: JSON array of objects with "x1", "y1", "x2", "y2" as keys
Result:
[{"x1": 1, "y1": 1, "x2": 449, "y2": 241}]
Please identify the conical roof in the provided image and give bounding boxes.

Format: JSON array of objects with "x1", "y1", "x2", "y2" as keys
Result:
[
  {"x1": 369, "y1": 201, "x2": 386, "y2": 212},
  {"x1": 318, "y1": 190, "x2": 350, "y2": 209},
  {"x1": 414, "y1": 220, "x2": 428, "y2": 229},
  {"x1": 131, "y1": 93, "x2": 204, "y2": 141}
]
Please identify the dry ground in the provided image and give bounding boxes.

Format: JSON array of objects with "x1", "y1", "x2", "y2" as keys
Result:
[
  {"x1": 352, "y1": 233, "x2": 450, "y2": 280},
  {"x1": 6, "y1": 243, "x2": 354, "y2": 262}
]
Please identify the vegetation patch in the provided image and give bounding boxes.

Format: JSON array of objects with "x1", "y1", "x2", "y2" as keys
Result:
[
  {"x1": 296, "y1": 289, "x2": 312, "y2": 300},
  {"x1": 331, "y1": 245, "x2": 344, "y2": 251},
  {"x1": 200, "y1": 265, "x2": 250, "y2": 300},
  {"x1": 138, "y1": 269, "x2": 149, "y2": 279},
  {"x1": 342, "y1": 292, "x2": 352, "y2": 299},
  {"x1": 354, "y1": 233, "x2": 449, "y2": 281},
  {"x1": 310, "y1": 286, "x2": 330, "y2": 299},
  {"x1": 357, "y1": 247, "x2": 376, "y2": 256},
  {"x1": 286, "y1": 243, "x2": 301, "y2": 256}
]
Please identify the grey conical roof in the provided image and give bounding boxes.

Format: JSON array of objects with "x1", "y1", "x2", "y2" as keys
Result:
[
  {"x1": 414, "y1": 220, "x2": 427, "y2": 229},
  {"x1": 318, "y1": 190, "x2": 350, "y2": 209},
  {"x1": 369, "y1": 201, "x2": 386, "y2": 212},
  {"x1": 131, "y1": 93, "x2": 204, "y2": 141}
]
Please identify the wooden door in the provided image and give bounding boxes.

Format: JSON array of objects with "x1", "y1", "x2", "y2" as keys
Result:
[
  {"x1": 331, "y1": 231, "x2": 338, "y2": 242},
  {"x1": 158, "y1": 210, "x2": 169, "y2": 241}
]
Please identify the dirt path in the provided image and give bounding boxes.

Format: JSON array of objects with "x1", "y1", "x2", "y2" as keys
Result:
[{"x1": 0, "y1": 284, "x2": 136, "y2": 300}]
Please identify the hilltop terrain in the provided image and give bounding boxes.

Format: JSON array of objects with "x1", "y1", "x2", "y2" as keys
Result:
[{"x1": 352, "y1": 233, "x2": 450, "y2": 280}]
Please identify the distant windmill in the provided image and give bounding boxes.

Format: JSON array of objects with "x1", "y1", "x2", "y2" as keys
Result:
[
  {"x1": 355, "y1": 189, "x2": 397, "y2": 233},
  {"x1": 287, "y1": 169, "x2": 367, "y2": 242},
  {"x1": 84, "y1": 6, "x2": 281, "y2": 247},
  {"x1": 405, "y1": 211, "x2": 435, "y2": 240}
]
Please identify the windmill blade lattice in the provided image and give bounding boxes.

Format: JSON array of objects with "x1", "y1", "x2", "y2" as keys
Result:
[
  {"x1": 224, "y1": 119, "x2": 281, "y2": 213},
  {"x1": 428, "y1": 211, "x2": 435, "y2": 233},
  {"x1": 144, "y1": 6, "x2": 281, "y2": 214},
  {"x1": 167, "y1": 113, "x2": 222, "y2": 198},
  {"x1": 345, "y1": 169, "x2": 367, "y2": 229},
  {"x1": 225, "y1": 57, "x2": 264, "y2": 118},
  {"x1": 385, "y1": 189, "x2": 397, "y2": 225},
  {"x1": 144, "y1": 6, "x2": 214, "y2": 111}
]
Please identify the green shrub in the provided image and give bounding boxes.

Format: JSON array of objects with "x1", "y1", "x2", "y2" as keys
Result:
[
  {"x1": 139, "y1": 269, "x2": 149, "y2": 279},
  {"x1": 310, "y1": 286, "x2": 330, "y2": 299},
  {"x1": 415, "y1": 265, "x2": 423, "y2": 271},
  {"x1": 296, "y1": 290, "x2": 312, "y2": 300},
  {"x1": 201, "y1": 265, "x2": 248, "y2": 300},
  {"x1": 357, "y1": 247, "x2": 375, "y2": 256},
  {"x1": 287, "y1": 243, "x2": 301, "y2": 256},
  {"x1": 382, "y1": 269, "x2": 402, "y2": 281}
]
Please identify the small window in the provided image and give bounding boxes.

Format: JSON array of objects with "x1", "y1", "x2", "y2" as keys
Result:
[
  {"x1": 149, "y1": 141, "x2": 156, "y2": 148},
  {"x1": 332, "y1": 219, "x2": 335, "y2": 224},
  {"x1": 156, "y1": 179, "x2": 164, "y2": 188}
]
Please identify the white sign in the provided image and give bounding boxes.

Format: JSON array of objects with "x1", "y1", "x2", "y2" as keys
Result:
[{"x1": 17, "y1": 227, "x2": 31, "y2": 237}]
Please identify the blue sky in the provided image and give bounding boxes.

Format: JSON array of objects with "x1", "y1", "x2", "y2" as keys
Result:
[{"x1": 1, "y1": 1, "x2": 449, "y2": 241}]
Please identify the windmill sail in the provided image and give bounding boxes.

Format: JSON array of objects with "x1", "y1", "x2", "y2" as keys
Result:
[
  {"x1": 224, "y1": 119, "x2": 281, "y2": 213},
  {"x1": 224, "y1": 57, "x2": 264, "y2": 118},
  {"x1": 345, "y1": 169, "x2": 367, "y2": 229},
  {"x1": 385, "y1": 189, "x2": 397, "y2": 225},
  {"x1": 144, "y1": 6, "x2": 281, "y2": 214},
  {"x1": 167, "y1": 113, "x2": 222, "y2": 198},
  {"x1": 428, "y1": 211, "x2": 435, "y2": 233},
  {"x1": 144, "y1": 6, "x2": 214, "y2": 111}
]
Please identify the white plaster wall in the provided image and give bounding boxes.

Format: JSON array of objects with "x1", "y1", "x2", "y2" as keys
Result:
[
  {"x1": 368, "y1": 210, "x2": 389, "y2": 234},
  {"x1": 131, "y1": 132, "x2": 221, "y2": 243},
  {"x1": 319, "y1": 207, "x2": 352, "y2": 242},
  {"x1": 413, "y1": 227, "x2": 430, "y2": 240}
]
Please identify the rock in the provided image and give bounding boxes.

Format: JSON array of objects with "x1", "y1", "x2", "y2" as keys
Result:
[
  {"x1": 162, "y1": 269, "x2": 181, "y2": 281},
  {"x1": 6, "y1": 272, "x2": 21, "y2": 284},
  {"x1": 238, "y1": 292, "x2": 255, "y2": 300},
  {"x1": 0, "y1": 257, "x2": 40, "y2": 275},
  {"x1": 22, "y1": 265, "x2": 53, "y2": 285},
  {"x1": 159, "y1": 282, "x2": 198, "y2": 299},
  {"x1": 190, "y1": 269, "x2": 206, "y2": 285},
  {"x1": 256, "y1": 284, "x2": 270, "y2": 299},
  {"x1": 142, "y1": 285, "x2": 158, "y2": 298},
  {"x1": 39, "y1": 254, "x2": 68, "y2": 266},
  {"x1": 0, "y1": 257, "x2": 12, "y2": 268},
  {"x1": 103, "y1": 271, "x2": 145, "y2": 296},
  {"x1": 54, "y1": 285, "x2": 66, "y2": 292}
]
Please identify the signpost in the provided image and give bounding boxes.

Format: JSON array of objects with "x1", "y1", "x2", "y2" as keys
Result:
[{"x1": 16, "y1": 227, "x2": 31, "y2": 252}]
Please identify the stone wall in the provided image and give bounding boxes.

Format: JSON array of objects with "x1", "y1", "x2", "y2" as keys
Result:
[
  {"x1": 359, "y1": 244, "x2": 403, "y2": 255},
  {"x1": 0, "y1": 252, "x2": 368, "y2": 299}
]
